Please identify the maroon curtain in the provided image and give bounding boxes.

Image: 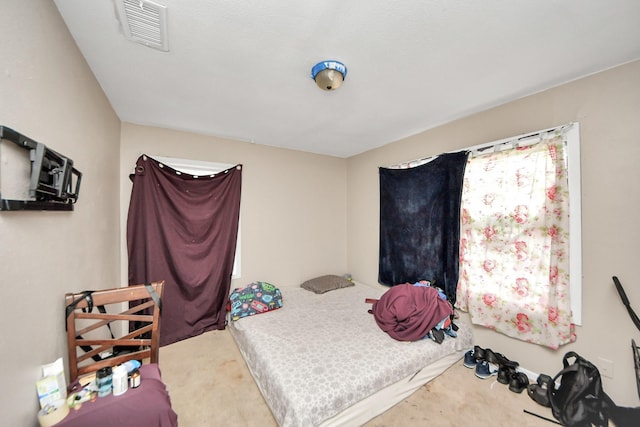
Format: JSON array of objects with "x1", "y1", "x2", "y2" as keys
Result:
[{"x1": 127, "y1": 155, "x2": 242, "y2": 346}]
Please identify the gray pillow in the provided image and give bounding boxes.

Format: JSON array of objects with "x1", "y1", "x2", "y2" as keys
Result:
[{"x1": 301, "y1": 274, "x2": 354, "y2": 294}]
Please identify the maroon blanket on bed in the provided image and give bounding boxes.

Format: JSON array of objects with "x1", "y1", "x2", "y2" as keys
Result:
[{"x1": 371, "y1": 284, "x2": 453, "y2": 341}]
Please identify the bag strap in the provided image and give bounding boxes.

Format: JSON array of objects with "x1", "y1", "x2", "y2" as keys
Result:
[
  {"x1": 65, "y1": 291, "x2": 109, "y2": 361},
  {"x1": 561, "y1": 351, "x2": 581, "y2": 369},
  {"x1": 613, "y1": 276, "x2": 640, "y2": 333},
  {"x1": 65, "y1": 290, "x2": 94, "y2": 331},
  {"x1": 65, "y1": 290, "x2": 119, "y2": 361},
  {"x1": 144, "y1": 282, "x2": 162, "y2": 313},
  {"x1": 65, "y1": 290, "x2": 114, "y2": 335},
  {"x1": 551, "y1": 358, "x2": 580, "y2": 388},
  {"x1": 95, "y1": 304, "x2": 115, "y2": 339}
]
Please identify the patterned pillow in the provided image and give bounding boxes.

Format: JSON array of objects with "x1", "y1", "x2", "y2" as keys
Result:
[
  {"x1": 300, "y1": 274, "x2": 354, "y2": 294},
  {"x1": 229, "y1": 281, "x2": 283, "y2": 321}
]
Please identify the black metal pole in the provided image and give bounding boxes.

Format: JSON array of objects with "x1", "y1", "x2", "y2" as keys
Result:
[{"x1": 523, "y1": 409, "x2": 562, "y2": 425}]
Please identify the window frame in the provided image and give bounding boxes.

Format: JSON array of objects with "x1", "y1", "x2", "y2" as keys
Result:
[{"x1": 464, "y1": 123, "x2": 582, "y2": 325}]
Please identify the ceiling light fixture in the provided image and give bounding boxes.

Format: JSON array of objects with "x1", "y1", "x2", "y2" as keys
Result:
[{"x1": 311, "y1": 61, "x2": 347, "y2": 91}]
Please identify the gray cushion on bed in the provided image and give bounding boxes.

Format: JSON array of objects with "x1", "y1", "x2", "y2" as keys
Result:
[{"x1": 301, "y1": 274, "x2": 354, "y2": 294}]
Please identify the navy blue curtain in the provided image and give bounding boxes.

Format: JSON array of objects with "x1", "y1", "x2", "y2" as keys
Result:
[
  {"x1": 379, "y1": 151, "x2": 467, "y2": 303},
  {"x1": 127, "y1": 155, "x2": 242, "y2": 346}
]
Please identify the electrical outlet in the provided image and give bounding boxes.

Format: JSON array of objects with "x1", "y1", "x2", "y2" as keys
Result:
[{"x1": 598, "y1": 357, "x2": 614, "y2": 379}]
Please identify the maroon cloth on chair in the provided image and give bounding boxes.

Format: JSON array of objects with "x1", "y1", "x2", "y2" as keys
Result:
[
  {"x1": 371, "y1": 284, "x2": 453, "y2": 341},
  {"x1": 127, "y1": 155, "x2": 242, "y2": 346},
  {"x1": 57, "y1": 364, "x2": 178, "y2": 427}
]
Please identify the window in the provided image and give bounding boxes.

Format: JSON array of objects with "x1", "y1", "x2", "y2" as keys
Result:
[
  {"x1": 455, "y1": 124, "x2": 581, "y2": 349},
  {"x1": 387, "y1": 123, "x2": 582, "y2": 349}
]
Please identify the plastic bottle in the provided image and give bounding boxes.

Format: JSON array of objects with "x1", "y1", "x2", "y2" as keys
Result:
[
  {"x1": 129, "y1": 368, "x2": 141, "y2": 388},
  {"x1": 112, "y1": 365, "x2": 128, "y2": 396},
  {"x1": 96, "y1": 367, "x2": 112, "y2": 397}
]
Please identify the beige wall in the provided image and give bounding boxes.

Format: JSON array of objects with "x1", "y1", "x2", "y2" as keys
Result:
[
  {"x1": 347, "y1": 60, "x2": 640, "y2": 406},
  {"x1": 119, "y1": 123, "x2": 348, "y2": 290},
  {"x1": 0, "y1": 1, "x2": 121, "y2": 425}
]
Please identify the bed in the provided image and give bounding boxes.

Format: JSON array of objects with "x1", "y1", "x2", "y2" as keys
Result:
[{"x1": 228, "y1": 281, "x2": 473, "y2": 427}]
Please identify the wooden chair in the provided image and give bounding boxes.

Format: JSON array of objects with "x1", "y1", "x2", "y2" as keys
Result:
[
  {"x1": 65, "y1": 281, "x2": 164, "y2": 381},
  {"x1": 62, "y1": 281, "x2": 177, "y2": 427}
]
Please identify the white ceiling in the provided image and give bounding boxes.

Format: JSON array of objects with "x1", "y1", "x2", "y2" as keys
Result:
[{"x1": 54, "y1": 0, "x2": 640, "y2": 158}]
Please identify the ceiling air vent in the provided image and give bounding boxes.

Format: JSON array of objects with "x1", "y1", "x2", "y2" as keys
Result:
[{"x1": 115, "y1": 0, "x2": 168, "y2": 51}]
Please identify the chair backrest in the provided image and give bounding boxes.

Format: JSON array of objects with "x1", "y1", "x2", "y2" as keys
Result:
[{"x1": 65, "y1": 281, "x2": 164, "y2": 382}]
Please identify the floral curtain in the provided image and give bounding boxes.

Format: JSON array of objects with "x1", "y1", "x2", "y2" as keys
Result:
[{"x1": 455, "y1": 136, "x2": 576, "y2": 349}]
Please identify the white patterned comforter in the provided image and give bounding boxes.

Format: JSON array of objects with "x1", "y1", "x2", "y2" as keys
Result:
[{"x1": 228, "y1": 282, "x2": 473, "y2": 427}]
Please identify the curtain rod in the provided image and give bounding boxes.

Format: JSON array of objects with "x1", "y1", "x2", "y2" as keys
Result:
[
  {"x1": 468, "y1": 123, "x2": 574, "y2": 158},
  {"x1": 387, "y1": 122, "x2": 575, "y2": 169}
]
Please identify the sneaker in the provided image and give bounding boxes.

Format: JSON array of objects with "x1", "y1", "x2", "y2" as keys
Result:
[
  {"x1": 475, "y1": 360, "x2": 498, "y2": 379},
  {"x1": 443, "y1": 325, "x2": 457, "y2": 338},
  {"x1": 463, "y1": 350, "x2": 477, "y2": 368}
]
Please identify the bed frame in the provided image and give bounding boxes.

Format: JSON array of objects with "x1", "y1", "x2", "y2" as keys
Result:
[{"x1": 229, "y1": 281, "x2": 472, "y2": 426}]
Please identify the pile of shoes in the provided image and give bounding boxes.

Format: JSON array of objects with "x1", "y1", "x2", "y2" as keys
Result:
[{"x1": 464, "y1": 345, "x2": 530, "y2": 393}]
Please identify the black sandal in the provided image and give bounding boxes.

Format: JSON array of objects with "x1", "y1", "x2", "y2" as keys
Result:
[
  {"x1": 509, "y1": 372, "x2": 530, "y2": 393},
  {"x1": 527, "y1": 373, "x2": 552, "y2": 406}
]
